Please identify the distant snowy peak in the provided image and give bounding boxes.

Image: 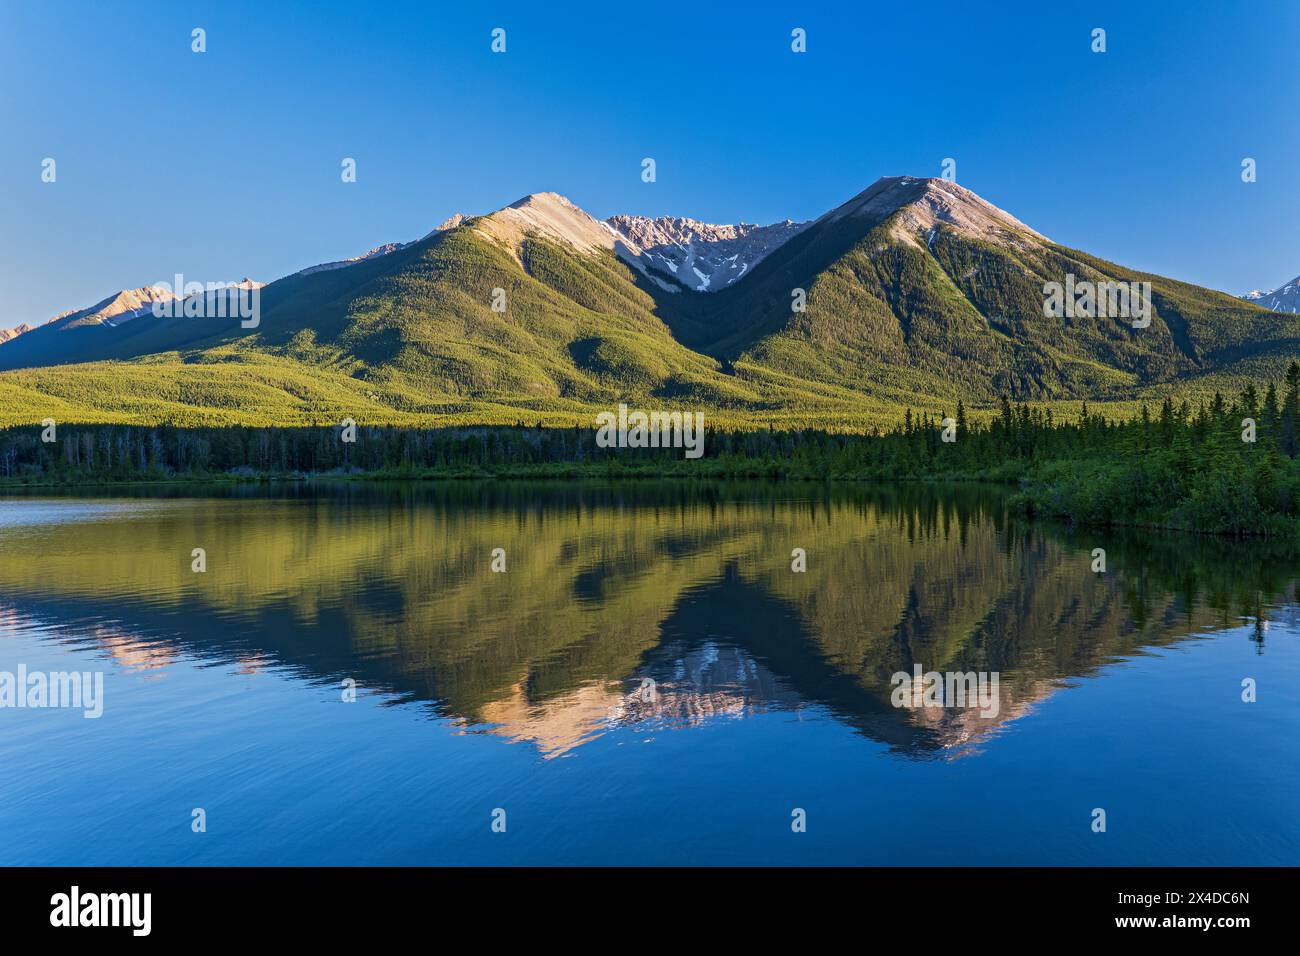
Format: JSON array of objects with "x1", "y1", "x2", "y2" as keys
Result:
[
  {"x1": 605, "y1": 215, "x2": 810, "y2": 292},
  {"x1": 1244, "y1": 275, "x2": 1300, "y2": 314}
]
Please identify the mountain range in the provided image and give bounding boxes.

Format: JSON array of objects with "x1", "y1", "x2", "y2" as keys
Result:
[
  {"x1": 0, "y1": 482, "x2": 1269, "y2": 758},
  {"x1": 2, "y1": 175, "x2": 1297, "y2": 428}
]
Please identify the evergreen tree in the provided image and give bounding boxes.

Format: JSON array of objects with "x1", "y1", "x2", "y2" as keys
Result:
[{"x1": 1283, "y1": 362, "x2": 1300, "y2": 459}]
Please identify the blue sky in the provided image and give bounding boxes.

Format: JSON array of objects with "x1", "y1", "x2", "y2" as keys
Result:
[{"x1": 1, "y1": 0, "x2": 1296, "y2": 329}]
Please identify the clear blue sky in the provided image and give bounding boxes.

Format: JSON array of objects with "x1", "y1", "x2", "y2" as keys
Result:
[{"x1": 1, "y1": 0, "x2": 1296, "y2": 329}]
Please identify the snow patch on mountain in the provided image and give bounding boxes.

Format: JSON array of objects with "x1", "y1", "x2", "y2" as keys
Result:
[
  {"x1": 603, "y1": 215, "x2": 810, "y2": 292},
  {"x1": 1243, "y1": 275, "x2": 1300, "y2": 314}
]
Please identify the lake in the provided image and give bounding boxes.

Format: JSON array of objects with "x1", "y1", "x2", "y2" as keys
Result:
[{"x1": 0, "y1": 480, "x2": 1296, "y2": 866}]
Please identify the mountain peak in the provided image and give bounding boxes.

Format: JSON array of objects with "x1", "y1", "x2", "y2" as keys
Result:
[
  {"x1": 433, "y1": 212, "x2": 468, "y2": 232},
  {"x1": 0, "y1": 322, "x2": 32, "y2": 344},
  {"x1": 821, "y1": 175, "x2": 1048, "y2": 247},
  {"x1": 1243, "y1": 274, "x2": 1300, "y2": 313},
  {"x1": 51, "y1": 284, "x2": 179, "y2": 330},
  {"x1": 508, "y1": 191, "x2": 581, "y2": 211},
  {"x1": 476, "y1": 191, "x2": 618, "y2": 256}
]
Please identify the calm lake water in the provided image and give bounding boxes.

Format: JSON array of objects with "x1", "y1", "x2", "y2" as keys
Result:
[{"x1": 1, "y1": 481, "x2": 1297, "y2": 866}]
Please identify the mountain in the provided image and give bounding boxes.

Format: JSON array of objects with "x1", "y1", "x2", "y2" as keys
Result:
[
  {"x1": 604, "y1": 215, "x2": 809, "y2": 292},
  {"x1": 0, "y1": 281, "x2": 270, "y2": 370},
  {"x1": 1, "y1": 285, "x2": 177, "y2": 345},
  {"x1": 3, "y1": 285, "x2": 175, "y2": 342},
  {"x1": 1244, "y1": 274, "x2": 1300, "y2": 314},
  {"x1": 47, "y1": 285, "x2": 180, "y2": 330},
  {"x1": 0, "y1": 481, "x2": 1276, "y2": 759},
  {"x1": 1, "y1": 175, "x2": 1297, "y2": 427},
  {"x1": 0, "y1": 323, "x2": 31, "y2": 344},
  {"x1": 653, "y1": 175, "x2": 1297, "y2": 404}
]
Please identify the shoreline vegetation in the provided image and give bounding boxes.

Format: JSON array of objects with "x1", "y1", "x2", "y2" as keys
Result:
[{"x1": 4, "y1": 369, "x2": 1300, "y2": 539}]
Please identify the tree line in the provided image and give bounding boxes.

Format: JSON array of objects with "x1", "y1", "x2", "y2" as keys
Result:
[{"x1": 4, "y1": 365, "x2": 1300, "y2": 535}]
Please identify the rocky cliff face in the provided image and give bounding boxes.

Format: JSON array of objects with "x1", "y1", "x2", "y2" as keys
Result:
[{"x1": 605, "y1": 214, "x2": 810, "y2": 291}]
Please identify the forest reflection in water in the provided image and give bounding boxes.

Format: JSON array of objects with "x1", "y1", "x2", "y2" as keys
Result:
[{"x1": 0, "y1": 480, "x2": 1291, "y2": 760}]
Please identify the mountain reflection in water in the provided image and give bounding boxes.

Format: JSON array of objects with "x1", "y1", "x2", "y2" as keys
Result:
[{"x1": 1, "y1": 481, "x2": 1291, "y2": 763}]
